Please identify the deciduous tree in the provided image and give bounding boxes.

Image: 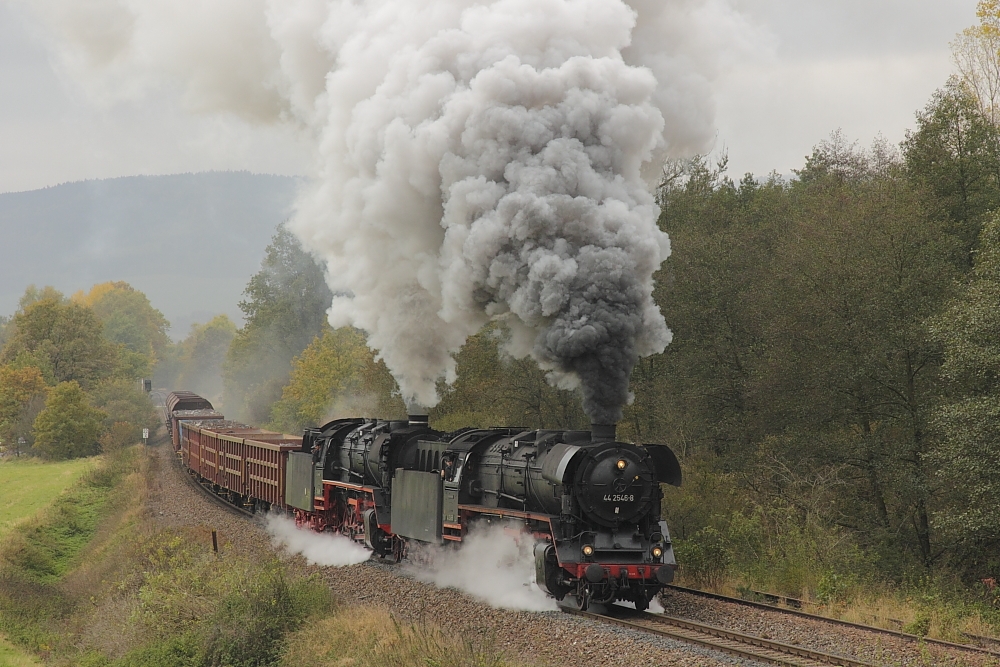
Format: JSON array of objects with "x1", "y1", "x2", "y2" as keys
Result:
[
  {"x1": 167, "y1": 315, "x2": 237, "y2": 405},
  {"x1": 952, "y1": 0, "x2": 1000, "y2": 125},
  {"x1": 32, "y1": 381, "x2": 104, "y2": 459},
  {"x1": 89, "y1": 378, "x2": 158, "y2": 445},
  {"x1": 224, "y1": 224, "x2": 333, "y2": 423},
  {"x1": 930, "y1": 212, "x2": 1000, "y2": 573},
  {"x1": 0, "y1": 364, "x2": 47, "y2": 455},
  {"x1": 0, "y1": 294, "x2": 117, "y2": 389},
  {"x1": 269, "y1": 327, "x2": 402, "y2": 433},
  {"x1": 904, "y1": 78, "x2": 1000, "y2": 261},
  {"x1": 75, "y1": 281, "x2": 170, "y2": 368}
]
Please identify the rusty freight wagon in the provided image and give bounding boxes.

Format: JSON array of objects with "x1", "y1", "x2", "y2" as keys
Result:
[
  {"x1": 165, "y1": 391, "x2": 223, "y2": 451},
  {"x1": 179, "y1": 420, "x2": 302, "y2": 511}
]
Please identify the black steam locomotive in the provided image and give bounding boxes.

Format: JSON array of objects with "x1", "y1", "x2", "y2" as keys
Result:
[
  {"x1": 293, "y1": 415, "x2": 681, "y2": 611},
  {"x1": 169, "y1": 393, "x2": 681, "y2": 611}
]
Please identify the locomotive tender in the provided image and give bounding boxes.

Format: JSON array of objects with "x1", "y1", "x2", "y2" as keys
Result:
[{"x1": 167, "y1": 392, "x2": 681, "y2": 611}]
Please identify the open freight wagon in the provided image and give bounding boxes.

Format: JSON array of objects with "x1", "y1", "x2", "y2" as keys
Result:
[{"x1": 178, "y1": 420, "x2": 302, "y2": 511}]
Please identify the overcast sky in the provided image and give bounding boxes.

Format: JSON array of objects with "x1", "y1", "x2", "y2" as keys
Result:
[{"x1": 0, "y1": 0, "x2": 981, "y2": 193}]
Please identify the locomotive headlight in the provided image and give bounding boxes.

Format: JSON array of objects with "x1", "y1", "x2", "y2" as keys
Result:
[
  {"x1": 616, "y1": 459, "x2": 627, "y2": 470},
  {"x1": 651, "y1": 546, "x2": 663, "y2": 559},
  {"x1": 582, "y1": 544, "x2": 595, "y2": 557}
]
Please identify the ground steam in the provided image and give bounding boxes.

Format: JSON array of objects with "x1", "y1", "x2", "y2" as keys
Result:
[
  {"x1": 266, "y1": 514, "x2": 371, "y2": 566},
  {"x1": 406, "y1": 523, "x2": 556, "y2": 611},
  {"x1": 21, "y1": 0, "x2": 758, "y2": 422}
]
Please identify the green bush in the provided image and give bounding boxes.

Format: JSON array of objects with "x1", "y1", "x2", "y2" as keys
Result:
[
  {"x1": 114, "y1": 633, "x2": 200, "y2": 667},
  {"x1": 200, "y1": 566, "x2": 333, "y2": 667},
  {"x1": 674, "y1": 526, "x2": 730, "y2": 589}
]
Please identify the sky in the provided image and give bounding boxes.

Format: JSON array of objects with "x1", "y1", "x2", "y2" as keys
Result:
[{"x1": 0, "y1": 0, "x2": 981, "y2": 193}]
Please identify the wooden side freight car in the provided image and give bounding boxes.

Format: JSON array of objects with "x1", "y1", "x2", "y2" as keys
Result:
[
  {"x1": 179, "y1": 420, "x2": 302, "y2": 511},
  {"x1": 165, "y1": 391, "x2": 224, "y2": 450}
]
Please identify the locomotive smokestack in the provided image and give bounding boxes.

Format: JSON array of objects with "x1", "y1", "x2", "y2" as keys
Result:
[
  {"x1": 407, "y1": 402, "x2": 429, "y2": 427},
  {"x1": 591, "y1": 423, "x2": 617, "y2": 442}
]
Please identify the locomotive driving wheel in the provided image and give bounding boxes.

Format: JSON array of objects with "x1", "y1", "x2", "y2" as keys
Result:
[
  {"x1": 575, "y1": 585, "x2": 591, "y2": 612},
  {"x1": 392, "y1": 535, "x2": 405, "y2": 563}
]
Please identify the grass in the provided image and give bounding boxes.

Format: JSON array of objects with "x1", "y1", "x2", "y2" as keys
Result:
[
  {"x1": 673, "y1": 571, "x2": 1000, "y2": 645},
  {"x1": 0, "y1": 635, "x2": 42, "y2": 667},
  {"x1": 0, "y1": 457, "x2": 96, "y2": 538},
  {"x1": 278, "y1": 606, "x2": 515, "y2": 667}
]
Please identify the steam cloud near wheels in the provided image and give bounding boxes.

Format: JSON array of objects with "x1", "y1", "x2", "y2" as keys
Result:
[{"x1": 21, "y1": 0, "x2": 759, "y2": 423}]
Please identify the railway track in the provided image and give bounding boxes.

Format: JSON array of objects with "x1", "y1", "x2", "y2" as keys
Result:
[
  {"x1": 665, "y1": 584, "x2": 1000, "y2": 660},
  {"x1": 562, "y1": 605, "x2": 870, "y2": 667}
]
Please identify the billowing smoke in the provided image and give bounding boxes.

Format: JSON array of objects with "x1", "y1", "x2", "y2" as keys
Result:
[
  {"x1": 18, "y1": 0, "x2": 762, "y2": 422},
  {"x1": 405, "y1": 523, "x2": 556, "y2": 611},
  {"x1": 266, "y1": 514, "x2": 372, "y2": 566}
]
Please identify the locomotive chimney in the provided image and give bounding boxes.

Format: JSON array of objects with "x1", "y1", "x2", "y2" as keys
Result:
[
  {"x1": 591, "y1": 423, "x2": 616, "y2": 442},
  {"x1": 407, "y1": 402, "x2": 429, "y2": 427}
]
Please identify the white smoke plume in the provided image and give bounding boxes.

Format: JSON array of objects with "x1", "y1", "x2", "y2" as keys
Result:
[
  {"x1": 18, "y1": 0, "x2": 763, "y2": 423},
  {"x1": 405, "y1": 523, "x2": 557, "y2": 611},
  {"x1": 266, "y1": 514, "x2": 372, "y2": 566}
]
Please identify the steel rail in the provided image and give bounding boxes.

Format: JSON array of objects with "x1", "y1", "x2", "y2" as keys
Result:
[
  {"x1": 665, "y1": 584, "x2": 1000, "y2": 659},
  {"x1": 562, "y1": 606, "x2": 870, "y2": 667}
]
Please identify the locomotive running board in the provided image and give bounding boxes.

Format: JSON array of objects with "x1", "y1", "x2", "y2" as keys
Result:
[{"x1": 457, "y1": 504, "x2": 555, "y2": 523}]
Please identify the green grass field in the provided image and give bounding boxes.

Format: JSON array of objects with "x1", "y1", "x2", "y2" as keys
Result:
[
  {"x1": 0, "y1": 636, "x2": 42, "y2": 667},
  {"x1": 0, "y1": 456, "x2": 96, "y2": 539},
  {"x1": 0, "y1": 456, "x2": 94, "y2": 666}
]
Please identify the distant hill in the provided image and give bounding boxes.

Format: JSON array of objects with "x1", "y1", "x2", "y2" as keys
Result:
[{"x1": 0, "y1": 172, "x2": 300, "y2": 338}]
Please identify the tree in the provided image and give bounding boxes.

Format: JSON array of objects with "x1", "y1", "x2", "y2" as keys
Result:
[
  {"x1": 0, "y1": 364, "x2": 47, "y2": 455},
  {"x1": 88, "y1": 377, "x2": 159, "y2": 445},
  {"x1": 224, "y1": 224, "x2": 333, "y2": 423},
  {"x1": 431, "y1": 323, "x2": 587, "y2": 432},
  {"x1": 17, "y1": 285, "x2": 66, "y2": 311},
  {"x1": 652, "y1": 137, "x2": 964, "y2": 571},
  {"x1": 777, "y1": 139, "x2": 961, "y2": 566},
  {"x1": 952, "y1": 0, "x2": 1000, "y2": 126},
  {"x1": 269, "y1": 327, "x2": 403, "y2": 433},
  {"x1": 1, "y1": 294, "x2": 117, "y2": 389},
  {"x1": 0, "y1": 316, "x2": 11, "y2": 350},
  {"x1": 166, "y1": 315, "x2": 237, "y2": 404},
  {"x1": 930, "y1": 212, "x2": 1000, "y2": 573},
  {"x1": 74, "y1": 281, "x2": 170, "y2": 368},
  {"x1": 903, "y1": 78, "x2": 1000, "y2": 261},
  {"x1": 32, "y1": 381, "x2": 105, "y2": 459}
]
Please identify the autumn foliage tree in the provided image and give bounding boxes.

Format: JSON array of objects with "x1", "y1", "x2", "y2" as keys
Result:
[
  {"x1": 75, "y1": 281, "x2": 170, "y2": 375},
  {"x1": 0, "y1": 364, "x2": 47, "y2": 454},
  {"x1": 952, "y1": 0, "x2": 1000, "y2": 126},
  {"x1": 269, "y1": 327, "x2": 403, "y2": 433},
  {"x1": 0, "y1": 296, "x2": 117, "y2": 389}
]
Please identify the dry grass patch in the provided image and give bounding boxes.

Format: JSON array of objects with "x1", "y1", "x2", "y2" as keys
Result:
[{"x1": 279, "y1": 606, "x2": 521, "y2": 667}]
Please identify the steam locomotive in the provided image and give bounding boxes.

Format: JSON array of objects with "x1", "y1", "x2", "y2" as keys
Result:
[{"x1": 165, "y1": 392, "x2": 681, "y2": 611}]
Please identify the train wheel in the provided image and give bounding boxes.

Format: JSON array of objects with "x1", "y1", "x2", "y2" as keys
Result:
[
  {"x1": 576, "y1": 587, "x2": 591, "y2": 612},
  {"x1": 392, "y1": 536, "x2": 405, "y2": 563}
]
